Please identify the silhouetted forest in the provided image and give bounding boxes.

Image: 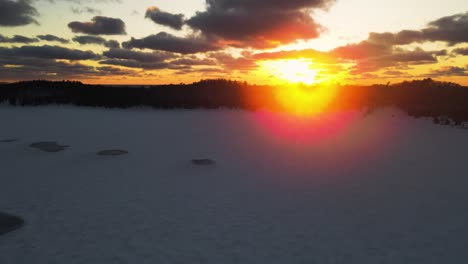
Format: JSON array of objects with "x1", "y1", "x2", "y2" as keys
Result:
[{"x1": 1, "y1": 78, "x2": 467, "y2": 125}]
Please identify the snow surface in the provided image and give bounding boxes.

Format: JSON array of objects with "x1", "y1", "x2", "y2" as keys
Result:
[{"x1": 0, "y1": 106, "x2": 468, "y2": 264}]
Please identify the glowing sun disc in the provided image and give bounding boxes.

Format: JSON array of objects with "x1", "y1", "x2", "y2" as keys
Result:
[
  {"x1": 262, "y1": 59, "x2": 318, "y2": 85},
  {"x1": 275, "y1": 84, "x2": 338, "y2": 116}
]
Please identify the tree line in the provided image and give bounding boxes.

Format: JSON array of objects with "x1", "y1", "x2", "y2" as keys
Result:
[{"x1": 1, "y1": 78, "x2": 467, "y2": 125}]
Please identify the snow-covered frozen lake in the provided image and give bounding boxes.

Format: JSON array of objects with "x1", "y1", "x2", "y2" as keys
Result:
[{"x1": 1, "y1": 106, "x2": 468, "y2": 263}]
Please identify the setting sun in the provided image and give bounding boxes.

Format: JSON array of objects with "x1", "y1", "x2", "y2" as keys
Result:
[
  {"x1": 257, "y1": 59, "x2": 339, "y2": 116},
  {"x1": 274, "y1": 84, "x2": 338, "y2": 116},
  {"x1": 261, "y1": 59, "x2": 319, "y2": 85}
]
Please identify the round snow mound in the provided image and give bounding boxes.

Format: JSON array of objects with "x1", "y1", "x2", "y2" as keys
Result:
[{"x1": 30, "y1": 142, "x2": 69, "y2": 152}]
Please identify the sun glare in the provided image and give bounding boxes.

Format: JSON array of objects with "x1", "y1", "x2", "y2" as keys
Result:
[
  {"x1": 262, "y1": 59, "x2": 318, "y2": 85},
  {"x1": 274, "y1": 84, "x2": 338, "y2": 116},
  {"x1": 255, "y1": 59, "x2": 340, "y2": 116}
]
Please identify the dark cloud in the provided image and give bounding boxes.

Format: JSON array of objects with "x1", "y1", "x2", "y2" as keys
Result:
[
  {"x1": 0, "y1": 34, "x2": 39, "y2": 43},
  {"x1": 122, "y1": 32, "x2": 219, "y2": 54},
  {"x1": 326, "y1": 13, "x2": 467, "y2": 75},
  {"x1": 145, "y1": 6, "x2": 184, "y2": 30},
  {"x1": 348, "y1": 48, "x2": 443, "y2": 75},
  {"x1": 368, "y1": 12, "x2": 468, "y2": 46},
  {"x1": 170, "y1": 56, "x2": 217, "y2": 66},
  {"x1": 0, "y1": 45, "x2": 100, "y2": 60},
  {"x1": 0, "y1": 59, "x2": 134, "y2": 81},
  {"x1": 424, "y1": 12, "x2": 468, "y2": 45},
  {"x1": 185, "y1": 0, "x2": 334, "y2": 48},
  {"x1": 453, "y1": 47, "x2": 468, "y2": 56},
  {"x1": 0, "y1": 0, "x2": 38, "y2": 26},
  {"x1": 382, "y1": 48, "x2": 440, "y2": 64},
  {"x1": 103, "y1": 48, "x2": 176, "y2": 62},
  {"x1": 37, "y1": 34, "x2": 69, "y2": 44},
  {"x1": 73, "y1": 35, "x2": 120, "y2": 48},
  {"x1": 0, "y1": 60, "x2": 95, "y2": 80},
  {"x1": 100, "y1": 49, "x2": 192, "y2": 70},
  {"x1": 73, "y1": 35, "x2": 107, "y2": 45},
  {"x1": 100, "y1": 49, "x2": 222, "y2": 70},
  {"x1": 0, "y1": 43, "x2": 132, "y2": 80},
  {"x1": 208, "y1": 52, "x2": 257, "y2": 72},
  {"x1": 95, "y1": 66, "x2": 134, "y2": 76},
  {"x1": 100, "y1": 48, "x2": 178, "y2": 69},
  {"x1": 100, "y1": 48, "x2": 225, "y2": 70},
  {"x1": 68, "y1": 16, "x2": 126, "y2": 35},
  {"x1": 332, "y1": 41, "x2": 392, "y2": 60},
  {"x1": 105, "y1": 40, "x2": 120, "y2": 49},
  {"x1": 426, "y1": 66, "x2": 468, "y2": 77},
  {"x1": 334, "y1": 45, "x2": 442, "y2": 66},
  {"x1": 99, "y1": 59, "x2": 171, "y2": 70}
]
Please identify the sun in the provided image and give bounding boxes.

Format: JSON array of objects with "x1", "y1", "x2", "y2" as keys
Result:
[
  {"x1": 257, "y1": 58, "x2": 337, "y2": 116},
  {"x1": 261, "y1": 59, "x2": 318, "y2": 85},
  {"x1": 274, "y1": 84, "x2": 338, "y2": 116}
]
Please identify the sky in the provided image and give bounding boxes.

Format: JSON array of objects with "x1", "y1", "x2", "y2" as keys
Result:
[{"x1": 0, "y1": 0, "x2": 467, "y2": 85}]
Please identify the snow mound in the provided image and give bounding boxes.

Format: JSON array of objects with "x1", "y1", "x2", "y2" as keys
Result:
[
  {"x1": 29, "y1": 142, "x2": 69, "y2": 152},
  {"x1": 0, "y1": 212, "x2": 24, "y2": 235},
  {"x1": 97, "y1": 149, "x2": 129, "y2": 156}
]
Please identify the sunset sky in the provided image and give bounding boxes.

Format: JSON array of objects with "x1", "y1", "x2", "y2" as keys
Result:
[{"x1": 0, "y1": 0, "x2": 467, "y2": 85}]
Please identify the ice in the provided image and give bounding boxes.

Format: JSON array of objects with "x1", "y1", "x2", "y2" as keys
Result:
[{"x1": 0, "y1": 105, "x2": 467, "y2": 263}]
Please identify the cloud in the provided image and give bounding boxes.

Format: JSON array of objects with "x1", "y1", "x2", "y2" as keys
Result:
[
  {"x1": 73, "y1": 35, "x2": 120, "y2": 48},
  {"x1": 208, "y1": 52, "x2": 257, "y2": 72},
  {"x1": 426, "y1": 66, "x2": 468, "y2": 77},
  {"x1": 324, "y1": 12, "x2": 468, "y2": 75},
  {"x1": 0, "y1": 42, "x2": 129, "y2": 80},
  {"x1": 99, "y1": 48, "x2": 179, "y2": 69},
  {"x1": 169, "y1": 56, "x2": 217, "y2": 66},
  {"x1": 368, "y1": 12, "x2": 468, "y2": 46},
  {"x1": 145, "y1": 6, "x2": 184, "y2": 30},
  {"x1": 185, "y1": 0, "x2": 335, "y2": 48},
  {"x1": 0, "y1": 45, "x2": 100, "y2": 60},
  {"x1": 103, "y1": 48, "x2": 176, "y2": 62},
  {"x1": 105, "y1": 40, "x2": 120, "y2": 49},
  {"x1": 0, "y1": 0, "x2": 38, "y2": 26},
  {"x1": 0, "y1": 59, "x2": 134, "y2": 81},
  {"x1": 100, "y1": 48, "x2": 223, "y2": 70},
  {"x1": 453, "y1": 47, "x2": 468, "y2": 56},
  {"x1": 99, "y1": 59, "x2": 172, "y2": 70},
  {"x1": 68, "y1": 16, "x2": 126, "y2": 35},
  {"x1": 347, "y1": 48, "x2": 443, "y2": 75},
  {"x1": 37, "y1": 34, "x2": 69, "y2": 44},
  {"x1": 0, "y1": 34, "x2": 39, "y2": 43},
  {"x1": 0, "y1": 60, "x2": 95, "y2": 80},
  {"x1": 122, "y1": 32, "x2": 219, "y2": 54},
  {"x1": 331, "y1": 41, "x2": 392, "y2": 60}
]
